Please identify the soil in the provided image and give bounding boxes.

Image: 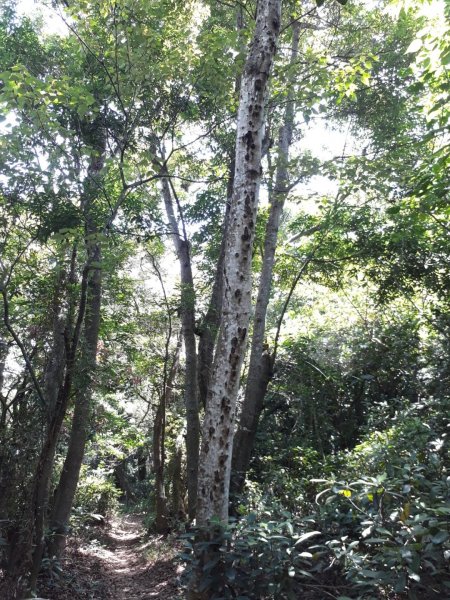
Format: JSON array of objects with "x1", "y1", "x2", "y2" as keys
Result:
[{"x1": 38, "y1": 514, "x2": 183, "y2": 600}]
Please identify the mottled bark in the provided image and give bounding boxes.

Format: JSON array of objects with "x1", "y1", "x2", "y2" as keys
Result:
[
  {"x1": 196, "y1": 0, "x2": 281, "y2": 527},
  {"x1": 161, "y1": 177, "x2": 200, "y2": 520},
  {"x1": 197, "y1": 7, "x2": 244, "y2": 412},
  {"x1": 231, "y1": 23, "x2": 299, "y2": 496}
]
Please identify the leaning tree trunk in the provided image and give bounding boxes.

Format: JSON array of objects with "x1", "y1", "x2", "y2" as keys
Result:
[
  {"x1": 189, "y1": 3, "x2": 281, "y2": 596},
  {"x1": 197, "y1": 6, "x2": 245, "y2": 412},
  {"x1": 47, "y1": 134, "x2": 106, "y2": 559},
  {"x1": 196, "y1": 0, "x2": 281, "y2": 528},
  {"x1": 161, "y1": 176, "x2": 200, "y2": 520},
  {"x1": 23, "y1": 265, "x2": 91, "y2": 597},
  {"x1": 197, "y1": 164, "x2": 233, "y2": 410},
  {"x1": 231, "y1": 22, "x2": 299, "y2": 496},
  {"x1": 47, "y1": 243, "x2": 102, "y2": 558}
]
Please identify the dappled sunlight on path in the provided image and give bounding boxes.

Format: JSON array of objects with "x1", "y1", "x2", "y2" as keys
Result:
[{"x1": 76, "y1": 514, "x2": 182, "y2": 599}]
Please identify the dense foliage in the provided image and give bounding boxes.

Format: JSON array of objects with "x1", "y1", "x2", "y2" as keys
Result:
[{"x1": 0, "y1": 0, "x2": 448, "y2": 598}]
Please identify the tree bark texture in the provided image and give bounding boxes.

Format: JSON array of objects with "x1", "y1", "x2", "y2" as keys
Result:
[
  {"x1": 231, "y1": 23, "x2": 299, "y2": 496},
  {"x1": 196, "y1": 0, "x2": 282, "y2": 527},
  {"x1": 197, "y1": 5, "x2": 243, "y2": 412},
  {"x1": 43, "y1": 263, "x2": 69, "y2": 422},
  {"x1": 161, "y1": 177, "x2": 200, "y2": 520},
  {"x1": 0, "y1": 333, "x2": 8, "y2": 430}
]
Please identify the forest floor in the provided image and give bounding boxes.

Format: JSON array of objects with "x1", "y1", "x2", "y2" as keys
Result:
[{"x1": 39, "y1": 513, "x2": 183, "y2": 600}]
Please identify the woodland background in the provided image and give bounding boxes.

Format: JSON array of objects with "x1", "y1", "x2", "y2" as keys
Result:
[{"x1": 0, "y1": 0, "x2": 449, "y2": 598}]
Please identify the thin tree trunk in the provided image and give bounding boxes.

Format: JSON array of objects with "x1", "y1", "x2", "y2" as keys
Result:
[
  {"x1": 47, "y1": 135, "x2": 106, "y2": 559},
  {"x1": 23, "y1": 264, "x2": 91, "y2": 597},
  {"x1": 197, "y1": 166, "x2": 233, "y2": 410},
  {"x1": 0, "y1": 333, "x2": 8, "y2": 429},
  {"x1": 170, "y1": 436, "x2": 184, "y2": 518},
  {"x1": 161, "y1": 176, "x2": 200, "y2": 521},
  {"x1": 197, "y1": 6, "x2": 244, "y2": 412},
  {"x1": 43, "y1": 257, "x2": 70, "y2": 422},
  {"x1": 196, "y1": 0, "x2": 281, "y2": 528},
  {"x1": 153, "y1": 339, "x2": 181, "y2": 533},
  {"x1": 231, "y1": 23, "x2": 299, "y2": 496},
  {"x1": 47, "y1": 243, "x2": 102, "y2": 558}
]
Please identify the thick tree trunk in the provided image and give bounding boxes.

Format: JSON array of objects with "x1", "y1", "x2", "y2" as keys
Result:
[
  {"x1": 196, "y1": 0, "x2": 281, "y2": 528},
  {"x1": 161, "y1": 177, "x2": 200, "y2": 520},
  {"x1": 188, "y1": 4, "x2": 282, "y2": 590},
  {"x1": 231, "y1": 23, "x2": 299, "y2": 496}
]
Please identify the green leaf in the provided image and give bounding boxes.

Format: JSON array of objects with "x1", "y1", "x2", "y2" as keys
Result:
[
  {"x1": 431, "y1": 531, "x2": 449, "y2": 544},
  {"x1": 294, "y1": 531, "x2": 321, "y2": 546},
  {"x1": 406, "y1": 38, "x2": 422, "y2": 54}
]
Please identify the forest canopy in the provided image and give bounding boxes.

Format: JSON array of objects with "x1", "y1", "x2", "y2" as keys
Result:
[{"x1": 0, "y1": 0, "x2": 449, "y2": 599}]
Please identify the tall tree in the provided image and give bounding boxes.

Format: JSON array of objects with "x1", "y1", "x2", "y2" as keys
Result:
[
  {"x1": 231, "y1": 21, "x2": 300, "y2": 496},
  {"x1": 196, "y1": 0, "x2": 282, "y2": 527},
  {"x1": 160, "y1": 173, "x2": 200, "y2": 520}
]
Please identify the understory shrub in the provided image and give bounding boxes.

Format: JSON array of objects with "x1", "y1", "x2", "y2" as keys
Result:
[
  {"x1": 182, "y1": 397, "x2": 449, "y2": 599},
  {"x1": 71, "y1": 466, "x2": 120, "y2": 529}
]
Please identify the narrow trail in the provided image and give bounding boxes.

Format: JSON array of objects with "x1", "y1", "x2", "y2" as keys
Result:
[
  {"x1": 43, "y1": 514, "x2": 182, "y2": 599},
  {"x1": 85, "y1": 514, "x2": 181, "y2": 599}
]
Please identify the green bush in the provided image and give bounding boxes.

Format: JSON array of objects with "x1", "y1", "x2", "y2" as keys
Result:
[
  {"x1": 313, "y1": 396, "x2": 450, "y2": 598},
  {"x1": 72, "y1": 466, "x2": 120, "y2": 526},
  {"x1": 181, "y1": 515, "x2": 330, "y2": 600},
  {"x1": 183, "y1": 397, "x2": 449, "y2": 599}
]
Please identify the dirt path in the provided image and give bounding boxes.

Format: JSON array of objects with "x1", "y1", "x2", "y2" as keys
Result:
[
  {"x1": 40, "y1": 514, "x2": 182, "y2": 599},
  {"x1": 97, "y1": 514, "x2": 180, "y2": 599}
]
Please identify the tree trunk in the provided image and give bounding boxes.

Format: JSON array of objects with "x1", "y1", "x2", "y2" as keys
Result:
[
  {"x1": 23, "y1": 264, "x2": 91, "y2": 597},
  {"x1": 153, "y1": 339, "x2": 181, "y2": 533},
  {"x1": 47, "y1": 242, "x2": 102, "y2": 559},
  {"x1": 161, "y1": 176, "x2": 200, "y2": 521},
  {"x1": 197, "y1": 166, "x2": 232, "y2": 410},
  {"x1": 43, "y1": 259, "x2": 70, "y2": 422},
  {"x1": 197, "y1": 5, "x2": 244, "y2": 412},
  {"x1": 231, "y1": 22, "x2": 299, "y2": 496},
  {"x1": 18, "y1": 130, "x2": 105, "y2": 592},
  {"x1": 195, "y1": 0, "x2": 281, "y2": 529},
  {"x1": 0, "y1": 333, "x2": 8, "y2": 430},
  {"x1": 170, "y1": 437, "x2": 184, "y2": 519}
]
